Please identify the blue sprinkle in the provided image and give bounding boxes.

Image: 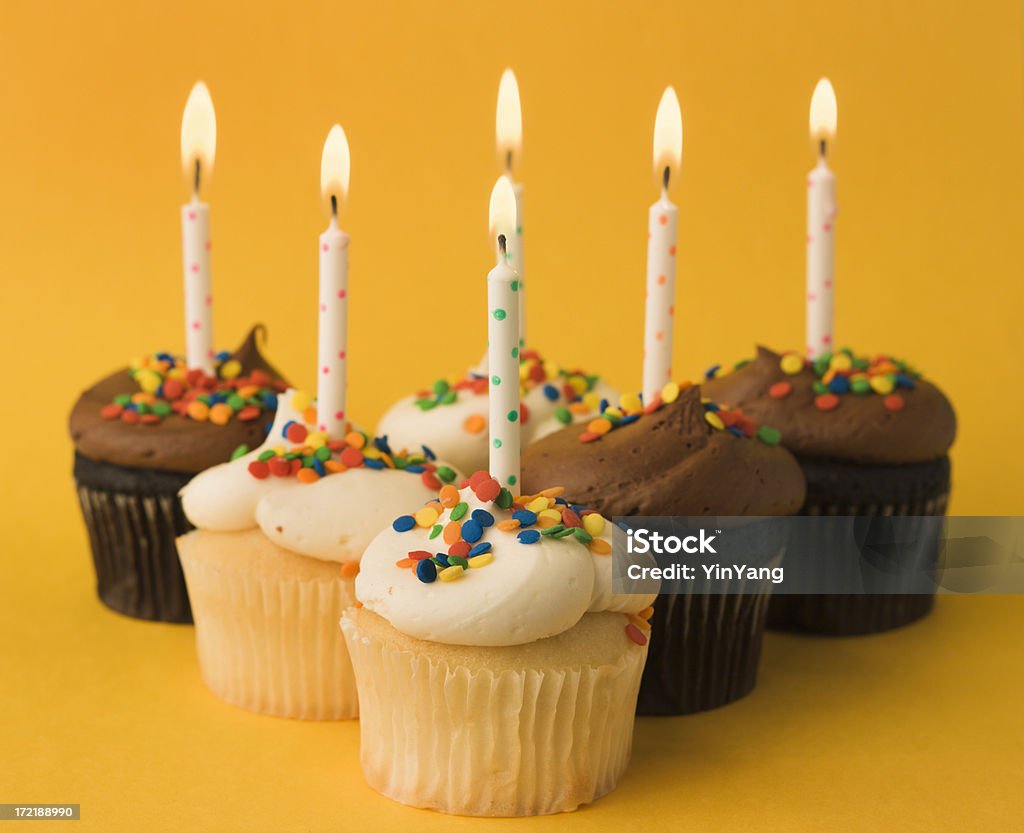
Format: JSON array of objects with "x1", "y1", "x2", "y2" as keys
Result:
[
  {"x1": 619, "y1": 414, "x2": 640, "y2": 426},
  {"x1": 461, "y1": 519, "x2": 483, "y2": 543},
  {"x1": 422, "y1": 444, "x2": 437, "y2": 460},
  {"x1": 404, "y1": 465, "x2": 425, "y2": 474},
  {"x1": 433, "y1": 554, "x2": 450, "y2": 568},
  {"x1": 263, "y1": 421, "x2": 274, "y2": 435},
  {"x1": 896, "y1": 374, "x2": 916, "y2": 390},
  {"x1": 703, "y1": 401, "x2": 720, "y2": 412},
  {"x1": 313, "y1": 459, "x2": 326, "y2": 476},
  {"x1": 416, "y1": 559, "x2": 438, "y2": 583},
  {"x1": 364, "y1": 458, "x2": 385, "y2": 469},
  {"x1": 705, "y1": 364, "x2": 721, "y2": 380},
  {"x1": 210, "y1": 391, "x2": 227, "y2": 404},
  {"x1": 471, "y1": 509, "x2": 495, "y2": 527},
  {"x1": 727, "y1": 426, "x2": 744, "y2": 438},
  {"x1": 156, "y1": 352, "x2": 175, "y2": 363},
  {"x1": 215, "y1": 350, "x2": 231, "y2": 362},
  {"x1": 570, "y1": 504, "x2": 588, "y2": 514},
  {"x1": 374, "y1": 436, "x2": 392, "y2": 454},
  {"x1": 513, "y1": 509, "x2": 538, "y2": 527},
  {"x1": 281, "y1": 420, "x2": 296, "y2": 439},
  {"x1": 517, "y1": 529, "x2": 541, "y2": 545},
  {"x1": 261, "y1": 392, "x2": 278, "y2": 409},
  {"x1": 543, "y1": 384, "x2": 560, "y2": 401},
  {"x1": 828, "y1": 376, "x2": 851, "y2": 394},
  {"x1": 599, "y1": 398, "x2": 609, "y2": 412},
  {"x1": 468, "y1": 542, "x2": 492, "y2": 557},
  {"x1": 392, "y1": 515, "x2": 416, "y2": 532},
  {"x1": 553, "y1": 497, "x2": 568, "y2": 505}
]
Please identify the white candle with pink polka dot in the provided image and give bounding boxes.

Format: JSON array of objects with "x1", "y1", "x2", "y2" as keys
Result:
[
  {"x1": 642, "y1": 86, "x2": 682, "y2": 406},
  {"x1": 180, "y1": 82, "x2": 216, "y2": 374},
  {"x1": 806, "y1": 78, "x2": 838, "y2": 359},
  {"x1": 317, "y1": 124, "x2": 352, "y2": 437},
  {"x1": 487, "y1": 176, "x2": 520, "y2": 488}
]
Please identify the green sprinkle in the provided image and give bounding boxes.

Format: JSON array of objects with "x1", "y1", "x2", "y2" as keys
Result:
[
  {"x1": 429, "y1": 524, "x2": 443, "y2": 540},
  {"x1": 493, "y1": 308, "x2": 507, "y2": 320},
  {"x1": 114, "y1": 393, "x2": 131, "y2": 406},
  {"x1": 573, "y1": 529, "x2": 593, "y2": 544},
  {"x1": 152, "y1": 401, "x2": 172, "y2": 417},
  {"x1": 495, "y1": 488, "x2": 513, "y2": 509},
  {"x1": 851, "y1": 379, "x2": 871, "y2": 394},
  {"x1": 315, "y1": 446, "x2": 332, "y2": 462},
  {"x1": 554, "y1": 407, "x2": 572, "y2": 425},
  {"x1": 301, "y1": 456, "x2": 315, "y2": 468},
  {"x1": 258, "y1": 450, "x2": 276, "y2": 462},
  {"x1": 812, "y1": 381, "x2": 829, "y2": 395},
  {"x1": 135, "y1": 403, "x2": 150, "y2": 415},
  {"x1": 230, "y1": 443, "x2": 250, "y2": 461},
  {"x1": 227, "y1": 393, "x2": 245, "y2": 410},
  {"x1": 433, "y1": 379, "x2": 450, "y2": 394},
  {"x1": 448, "y1": 555, "x2": 469, "y2": 569},
  {"x1": 451, "y1": 502, "x2": 468, "y2": 521},
  {"x1": 415, "y1": 398, "x2": 438, "y2": 411},
  {"x1": 285, "y1": 452, "x2": 301, "y2": 461},
  {"x1": 440, "y1": 390, "x2": 457, "y2": 405},
  {"x1": 437, "y1": 466, "x2": 456, "y2": 483},
  {"x1": 541, "y1": 524, "x2": 565, "y2": 536},
  {"x1": 757, "y1": 425, "x2": 782, "y2": 446}
]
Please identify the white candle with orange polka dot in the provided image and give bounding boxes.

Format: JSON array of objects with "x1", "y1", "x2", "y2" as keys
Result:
[
  {"x1": 317, "y1": 125, "x2": 352, "y2": 437},
  {"x1": 180, "y1": 82, "x2": 216, "y2": 374},
  {"x1": 642, "y1": 86, "x2": 682, "y2": 406},
  {"x1": 487, "y1": 176, "x2": 520, "y2": 488},
  {"x1": 806, "y1": 78, "x2": 838, "y2": 359}
]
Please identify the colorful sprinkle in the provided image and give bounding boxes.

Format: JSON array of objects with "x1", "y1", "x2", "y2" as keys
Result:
[{"x1": 393, "y1": 515, "x2": 416, "y2": 532}]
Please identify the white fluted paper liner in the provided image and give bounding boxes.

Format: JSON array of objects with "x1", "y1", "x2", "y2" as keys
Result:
[
  {"x1": 340, "y1": 608, "x2": 648, "y2": 816},
  {"x1": 178, "y1": 529, "x2": 357, "y2": 720}
]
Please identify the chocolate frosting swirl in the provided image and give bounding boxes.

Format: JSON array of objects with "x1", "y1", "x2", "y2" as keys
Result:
[
  {"x1": 521, "y1": 385, "x2": 806, "y2": 517},
  {"x1": 69, "y1": 325, "x2": 288, "y2": 474},
  {"x1": 702, "y1": 346, "x2": 956, "y2": 465}
]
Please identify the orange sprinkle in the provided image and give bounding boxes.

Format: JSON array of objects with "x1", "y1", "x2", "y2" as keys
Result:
[
  {"x1": 439, "y1": 485, "x2": 460, "y2": 508},
  {"x1": 536, "y1": 516, "x2": 559, "y2": 529},
  {"x1": 237, "y1": 384, "x2": 259, "y2": 398},
  {"x1": 587, "y1": 418, "x2": 613, "y2": 435},
  {"x1": 629, "y1": 614, "x2": 652, "y2": 632},
  {"x1": 443, "y1": 521, "x2": 462, "y2": 545},
  {"x1": 345, "y1": 431, "x2": 365, "y2": 449},
  {"x1": 538, "y1": 486, "x2": 566, "y2": 498},
  {"x1": 186, "y1": 400, "x2": 209, "y2": 421},
  {"x1": 340, "y1": 560, "x2": 360, "y2": 579},
  {"x1": 381, "y1": 453, "x2": 395, "y2": 468},
  {"x1": 354, "y1": 601, "x2": 363, "y2": 609},
  {"x1": 296, "y1": 468, "x2": 319, "y2": 484},
  {"x1": 303, "y1": 406, "x2": 318, "y2": 424},
  {"x1": 497, "y1": 519, "x2": 521, "y2": 531},
  {"x1": 589, "y1": 539, "x2": 612, "y2": 555},
  {"x1": 395, "y1": 558, "x2": 417, "y2": 569},
  {"x1": 209, "y1": 402, "x2": 233, "y2": 425},
  {"x1": 638, "y1": 606, "x2": 655, "y2": 620},
  {"x1": 464, "y1": 414, "x2": 486, "y2": 434},
  {"x1": 324, "y1": 460, "x2": 347, "y2": 473},
  {"x1": 569, "y1": 402, "x2": 591, "y2": 415}
]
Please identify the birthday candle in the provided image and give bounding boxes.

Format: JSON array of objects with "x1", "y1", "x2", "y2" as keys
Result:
[
  {"x1": 806, "y1": 78, "x2": 838, "y2": 359},
  {"x1": 496, "y1": 68, "x2": 525, "y2": 348}
]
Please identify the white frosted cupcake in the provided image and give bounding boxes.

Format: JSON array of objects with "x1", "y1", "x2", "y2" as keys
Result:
[
  {"x1": 376, "y1": 350, "x2": 617, "y2": 475},
  {"x1": 341, "y1": 471, "x2": 657, "y2": 816},
  {"x1": 177, "y1": 389, "x2": 459, "y2": 719}
]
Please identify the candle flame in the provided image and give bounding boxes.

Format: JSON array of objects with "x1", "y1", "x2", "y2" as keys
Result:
[
  {"x1": 320, "y1": 124, "x2": 351, "y2": 211},
  {"x1": 652, "y1": 86, "x2": 682, "y2": 182},
  {"x1": 181, "y1": 82, "x2": 216, "y2": 191},
  {"x1": 496, "y1": 68, "x2": 522, "y2": 168},
  {"x1": 809, "y1": 78, "x2": 837, "y2": 142},
  {"x1": 488, "y1": 175, "x2": 518, "y2": 244}
]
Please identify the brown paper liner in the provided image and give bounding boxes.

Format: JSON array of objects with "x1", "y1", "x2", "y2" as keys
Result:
[
  {"x1": 178, "y1": 529, "x2": 357, "y2": 720},
  {"x1": 74, "y1": 453, "x2": 193, "y2": 623},
  {"x1": 341, "y1": 609, "x2": 648, "y2": 816}
]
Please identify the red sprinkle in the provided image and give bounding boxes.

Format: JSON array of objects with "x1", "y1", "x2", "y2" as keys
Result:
[
  {"x1": 268, "y1": 456, "x2": 291, "y2": 477},
  {"x1": 769, "y1": 381, "x2": 792, "y2": 399},
  {"x1": 448, "y1": 541, "x2": 471, "y2": 557},
  {"x1": 408, "y1": 550, "x2": 432, "y2": 561},
  {"x1": 625, "y1": 623, "x2": 648, "y2": 646},
  {"x1": 643, "y1": 394, "x2": 663, "y2": 415},
  {"x1": 100, "y1": 404, "x2": 123, "y2": 420},
  {"x1": 285, "y1": 422, "x2": 308, "y2": 444},
  {"x1": 162, "y1": 379, "x2": 184, "y2": 400},
  {"x1": 561, "y1": 508, "x2": 582, "y2": 528},
  {"x1": 520, "y1": 402, "x2": 529, "y2": 425},
  {"x1": 579, "y1": 431, "x2": 600, "y2": 443},
  {"x1": 121, "y1": 410, "x2": 139, "y2": 424},
  {"x1": 475, "y1": 477, "x2": 501, "y2": 503},
  {"x1": 140, "y1": 413, "x2": 161, "y2": 425},
  {"x1": 815, "y1": 393, "x2": 840, "y2": 411},
  {"x1": 884, "y1": 394, "x2": 905, "y2": 412},
  {"x1": 340, "y1": 447, "x2": 364, "y2": 468},
  {"x1": 237, "y1": 406, "x2": 261, "y2": 421},
  {"x1": 248, "y1": 460, "x2": 270, "y2": 479},
  {"x1": 421, "y1": 471, "x2": 442, "y2": 490},
  {"x1": 468, "y1": 470, "x2": 491, "y2": 488}
]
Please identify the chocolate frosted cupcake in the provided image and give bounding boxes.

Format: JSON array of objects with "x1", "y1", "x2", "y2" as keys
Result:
[
  {"x1": 521, "y1": 383, "x2": 806, "y2": 715},
  {"x1": 69, "y1": 326, "x2": 287, "y2": 623},
  {"x1": 703, "y1": 346, "x2": 956, "y2": 635}
]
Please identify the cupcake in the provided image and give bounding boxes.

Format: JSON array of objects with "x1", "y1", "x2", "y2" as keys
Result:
[
  {"x1": 341, "y1": 471, "x2": 657, "y2": 816},
  {"x1": 521, "y1": 382, "x2": 806, "y2": 714},
  {"x1": 177, "y1": 389, "x2": 460, "y2": 719},
  {"x1": 376, "y1": 349, "x2": 617, "y2": 475},
  {"x1": 702, "y1": 346, "x2": 957, "y2": 635},
  {"x1": 69, "y1": 326, "x2": 287, "y2": 623}
]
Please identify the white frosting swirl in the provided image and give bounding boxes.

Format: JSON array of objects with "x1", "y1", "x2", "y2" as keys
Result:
[
  {"x1": 356, "y1": 487, "x2": 658, "y2": 646},
  {"x1": 180, "y1": 389, "x2": 454, "y2": 563}
]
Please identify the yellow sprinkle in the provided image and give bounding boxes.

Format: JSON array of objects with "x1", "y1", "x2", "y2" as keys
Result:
[
  {"x1": 829, "y1": 353, "x2": 852, "y2": 372},
  {"x1": 136, "y1": 370, "x2": 161, "y2": 393},
  {"x1": 543, "y1": 360, "x2": 559, "y2": 380},
  {"x1": 604, "y1": 407, "x2": 623, "y2": 419},
  {"x1": 870, "y1": 375, "x2": 895, "y2": 395},
  {"x1": 536, "y1": 516, "x2": 560, "y2": 529},
  {"x1": 582, "y1": 392, "x2": 601, "y2": 411},
  {"x1": 619, "y1": 392, "x2": 643, "y2": 413},
  {"x1": 131, "y1": 391, "x2": 155, "y2": 405},
  {"x1": 583, "y1": 513, "x2": 606, "y2": 537},
  {"x1": 363, "y1": 445, "x2": 382, "y2": 460},
  {"x1": 468, "y1": 553, "x2": 494, "y2": 568},
  {"x1": 167, "y1": 367, "x2": 187, "y2": 381},
  {"x1": 705, "y1": 411, "x2": 725, "y2": 430},
  {"x1": 291, "y1": 391, "x2": 312, "y2": 412},
  {"x1": 439, "y1": 565, "x2": 465, "y2": 582},
  {"x1": 850, "y1": 372, "x2": 868, "y2": 383},
  {"x1": 538, "y1": 508, "x2": 562, "y2": 522},
  {"x1": 273, "y1": 445, "x2": 286, "y2": 455},
  {"x1": 306, "y1": 431, "x2": 328, "y2": 449},
  {"x1": 414, "y1": 507, "x2": 440, "y2": 528},
  {"x1": 527, "y1": 497, "x2": 549, "y2": 513},
  {"x1": 661, "y1": 381, "x2": 681, "y2": 404},
  {"x1": 220, "y1": 359, "x2": 242, "y2": 380},
  {"x1": 780, "y1": 353, "x2": 804, "y2": 375},
  {"x1": 519, "y1": 363, "x2": 531, "y2": 380},
  {"x1": 568, "y1": 376, "x2": 588, "y2": 395}
]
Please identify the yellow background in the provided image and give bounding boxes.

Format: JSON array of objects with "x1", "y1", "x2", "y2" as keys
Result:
[{"x1": 1, "y1": 1, "x2": 1022, "y2": 831}]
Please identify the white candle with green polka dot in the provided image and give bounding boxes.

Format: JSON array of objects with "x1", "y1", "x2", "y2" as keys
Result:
[
  {"x1": 496, "y1": 68, "x2": 526, "y2": 349},
  {"x1": 488, "y1": 175, "x2": 520, "y2": 488}
]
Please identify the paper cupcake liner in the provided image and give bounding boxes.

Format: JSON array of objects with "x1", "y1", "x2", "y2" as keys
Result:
[
  {"x1": 340, "y1": 611, "x2": 647, "y2": 817},
  {"x1": 768, "y1": 477, "x2": 951, "y2": 636},
  {"x1": 178, "y1": 530, "x2": 357, "y2": 720},
  {"x1": 74, "y1": 453, "x2": 193, "y2": 623},
  {"x1": 637, "y1": 547, "x2": 781, "y2": 716}
]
